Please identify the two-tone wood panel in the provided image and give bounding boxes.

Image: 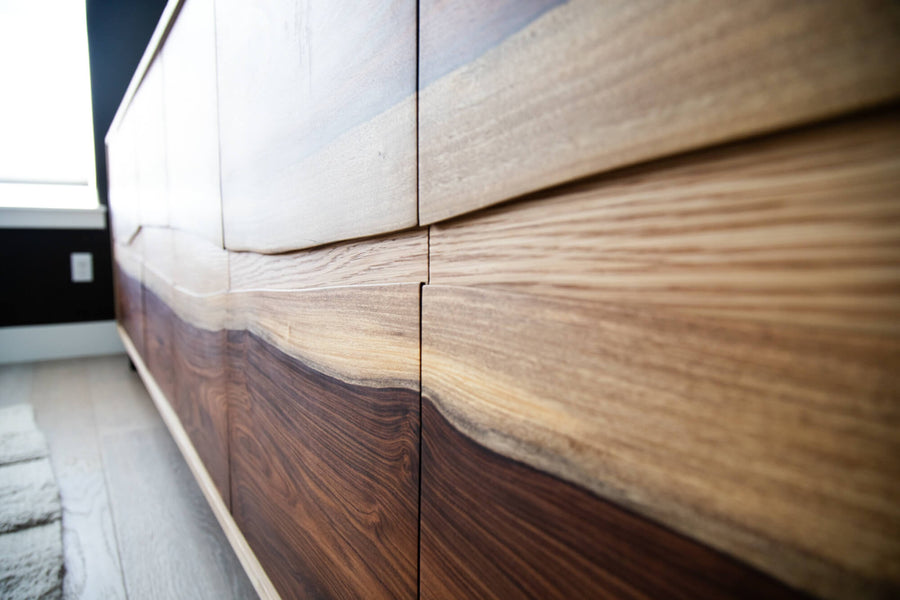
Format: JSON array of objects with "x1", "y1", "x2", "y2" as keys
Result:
[
  {"x1": 161, "y1": 0, "x2": 223, "y2": 247},
  {"x1": 167, "y1": 233, "x2": 230, "y2": 505},
  {"x1": 419, "y1": 0, "x2": 900, "y2": 224},
  {"x1": 422, "y1": 110, "x2": 900, "y2": 600},
  {"x1": 228, "y1": 284, "x2": 422, "y2": 600},
  {"x1": 113, "y1": 242, "x2": 144, "y2": 358},
  {"x1": 139, "y1": 229, "x2": 178, "y2": 406},
  {"x1": 214, "y1": 0, "x2": 417, "y2": 252}
]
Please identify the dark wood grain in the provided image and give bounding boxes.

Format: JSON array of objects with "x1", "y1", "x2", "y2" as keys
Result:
[
  {"x1": 420, "y1": 398, "x2": 807, "y2": 599},
  {"x1": 173, "y1": 316, "x2": 230, "y2": 508},
  {"x1": 113, "y1": 265, "x2": 143, "y2": 358},
  {"x1": 229, "y1": 330, "x2": 419, "y2": 600},
  {"x1": 142, "y1": 286, "x2": 176, "y2": 404}
]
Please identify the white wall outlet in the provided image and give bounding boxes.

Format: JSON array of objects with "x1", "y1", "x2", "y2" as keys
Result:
[{"x1": 70, "y1": 252, "x2": 93, "y2": 283}]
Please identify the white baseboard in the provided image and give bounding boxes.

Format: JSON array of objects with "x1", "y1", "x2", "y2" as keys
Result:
[{"x1": 0, "y1": 320, "x2": 125, "y2": 364}]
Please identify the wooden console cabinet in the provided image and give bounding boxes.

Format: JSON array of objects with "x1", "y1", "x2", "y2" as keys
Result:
[{"x1": 107, "y1": 1, "x2": 900, "y2": 598}]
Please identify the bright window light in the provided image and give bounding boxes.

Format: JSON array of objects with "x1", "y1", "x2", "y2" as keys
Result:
[{"x1": 0, "y1": 0, "x2": 98, "y2": 209}]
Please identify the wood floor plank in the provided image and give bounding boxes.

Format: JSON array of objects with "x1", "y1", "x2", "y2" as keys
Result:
[
  {"x1": 29, "y1": 359, "x2": 127, "y2": 600},
  {"x1": 420, "y1": 398, "x2": 807, "y2": 600},
  {"x1": 101, "y1": 424, "x2": 256, "y2": 600},
  {"x1": 419, "y1": 0, "x2": 900, "y2": 223}
]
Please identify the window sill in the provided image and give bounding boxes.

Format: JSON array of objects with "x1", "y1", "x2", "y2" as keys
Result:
[{"x1": 0, "y1": 205, "x2": 107, "y2": 230}]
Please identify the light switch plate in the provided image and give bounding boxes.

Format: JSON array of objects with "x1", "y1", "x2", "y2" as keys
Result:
[{"x1": 71, "y1": 252, "x2": 93, "y2": 283}]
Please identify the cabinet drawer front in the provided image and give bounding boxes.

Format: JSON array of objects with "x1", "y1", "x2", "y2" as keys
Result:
[
  {"x1": 215, "y1": 0, "x2": 417, "y2": 253},
  {"x1": 419, "y1": 0, "x2": 900, "y2": 224}
]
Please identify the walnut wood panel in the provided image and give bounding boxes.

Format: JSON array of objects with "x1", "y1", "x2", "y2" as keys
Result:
[
  {"x1": 132, "y1": 59, "x2": 169, "y2": 228},
  {"x1": 419, "y1": 0, "x2": 900, "y2": 224},
  {"x1": 113, "y1": 263, "x2": 143, "y2": 361},
  {"x1": 215, "y1": 0, "x2": 417, "y2": 252},
  {"x1": 162, "y1": 0, "x2": 223, "y2": 247},
  {"x1": 142, "y1": 286, "x2": 176, "y2": 406},
  {"x1": 229, "y1": 228, "x2": 427, "y2": 291},
  {"x1": 420, "y1": 398, "x2": 806, "y2": 599},
  {"x1": 422, "y1": 284, "x2": 900, "y2": 600},
  {"x1": 172, "y1": 316, "x2": 230, "y2": 507},
  {"x1": 229, "y1": 325, "x2": 419, "y2": 599},
  {"x1": 430, "y1": 109, "x2": 900, "y2": 334}
]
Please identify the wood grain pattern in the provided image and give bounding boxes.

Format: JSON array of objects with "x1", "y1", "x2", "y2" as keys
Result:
[
  {"x1": 162, "y1": 0, "x2": 223, "y2": 247},
  {"x1": 215, "y1": 0, "x2": 417, "y2": 252},
  {"x1": 121, "y1": 327, "x2": 278, "y2": 600},
  {"x1": 422, "y1": 284, "x2": 900, "y2": 600},
  {"x1": 113, "y1": 244, "x2": 144, "y2": 359},
  {"x1": 142, "y1": 286, "x2": 177, "y2": 405},
  {"x1": 430, "y1": 109, "x2": 900, "y2": 333},
  {"x1": 229, "y1": 228, "x2": 427, "y2": 291},
  {"x1": 173, "y1": 317, "x2": 230, "y2": 506},
  {"x1": 419, "y1": 0, "x2": 900, "y2": 224},
  {"x1": 132, "y1": 58, "x2": 169, "y2": 227},
  {"x1": 228, "y1": 285, "x2": 421, "y2": 389},
  {"x1": 230, "y1": 328, "x2": 419, "y2": 600},
  {"x1": 420, "y1": 398, "x2": 806, "y2": 599}
]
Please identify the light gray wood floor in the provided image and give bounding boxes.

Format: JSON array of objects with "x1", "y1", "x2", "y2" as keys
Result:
[{"x1": 0, "y1": 354, "x2": 257, "y2": 600}]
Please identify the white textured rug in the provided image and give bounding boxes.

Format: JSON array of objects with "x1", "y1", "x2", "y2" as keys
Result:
[{"x1": 0, "y1": 404, "x2": 63, "y2": 599}]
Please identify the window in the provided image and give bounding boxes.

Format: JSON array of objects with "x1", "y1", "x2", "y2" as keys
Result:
[{"x1": 0, "y1": 0, "x2": 98, "y2": 210}]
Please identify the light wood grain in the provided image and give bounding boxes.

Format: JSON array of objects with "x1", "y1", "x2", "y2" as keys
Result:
[
  {"x1": 132, "y1": 58, "x2": 169, "y2": 228},
  {"x1": 119, "y1": 328, "x2": 274, "y2": 600},
  {"x1": 215, "y1": 0, "x2": 417, "y2": 252},
  {"x1": 162, "y1": 0, "x2": 223, "y2": 247},
  {"x1": 106, "y1": 120, "x2": 140, "y2": 245},
  {"x1": 228, "y1": 285, "x2": 421, "y2": 389},
  {"x1": 229, "y1": 228, "x2": 427, "y2": 291},
  {"x1": 419, "y1": 0, "x2": 900, "y2": 224},
  {"x1": 430, "y1": 110, "x2": 900, "y2": 333},
  {"x1": 422, "y1": 284, "x2": 900, "y2": 600}
]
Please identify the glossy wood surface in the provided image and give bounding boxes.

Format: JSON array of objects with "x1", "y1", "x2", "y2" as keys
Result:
[
  {"x1": 419, "y1": 0, "x2": 900, "y2": 224},
  {"x1": 162, "y1": 0, "x2": 223, "y2": 247},
  {"x1": 215, "y1": 0, "x2": 417, "y2": 252},
  {"x1": 230, "y1": 328, "x2": 419, "y2": 600},
  {"x1": 420, "y1": 398, "x2": 806, "y2": 600}
]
